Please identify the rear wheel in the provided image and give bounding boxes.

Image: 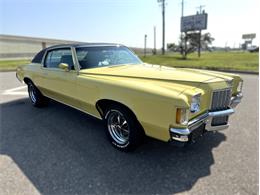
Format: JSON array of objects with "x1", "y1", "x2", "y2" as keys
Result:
[
  {"x1": 104, "y1": 105, "x2": 144, "y2": 151},
  {"x1": 27, "y1": 82, "x2": 48, "y2": 107}
]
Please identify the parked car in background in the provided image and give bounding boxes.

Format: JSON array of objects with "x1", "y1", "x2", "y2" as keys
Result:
[
  {"x1": 247, "y1": 46, "x2": 259, "y2": 53},
  {"x1": 16, "y1": 43, "x2": 243, "y2": 151}
]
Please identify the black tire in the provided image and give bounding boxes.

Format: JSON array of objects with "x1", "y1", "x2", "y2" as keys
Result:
[
  {"x1": 104, "y1": 105, "x2": 144, "y2": 152},
  {"x1": 27, "y1": 82, "x2": 48, "y2": 107}
]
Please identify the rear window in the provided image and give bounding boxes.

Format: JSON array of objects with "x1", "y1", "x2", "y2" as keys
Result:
[{"x1": 31, "y1": 49, "x2": 46, "y2": 63}]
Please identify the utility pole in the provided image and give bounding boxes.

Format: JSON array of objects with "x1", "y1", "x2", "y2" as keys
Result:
[
  {"x1": 181, "y1": 0, "x2": 184, "y2": 17},
  {"x1": 153, "y1": 26, "x2": 157, "y2": 55},
  {"x1": 181, "y1": 0, "x2": 185, "y2": 58},
  {"x1": 158, "y1": 0, "x2": 166, "y2": 55},
  {"x1": 144, "y1": 34, "x2": 147, "y2": 57},
  {"x1": 198, "y1": 29, "x2": 202, "y2": 57},
  {"x1": 196, "y1": 5, "x2": 205, "y2": 58}
]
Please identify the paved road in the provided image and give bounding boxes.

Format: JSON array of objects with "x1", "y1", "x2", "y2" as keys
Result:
[{"x1": 0, "y1": 72, "x2": 258, "y2": 195}]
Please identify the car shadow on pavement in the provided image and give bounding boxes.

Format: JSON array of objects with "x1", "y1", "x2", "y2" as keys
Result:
[{"x1": 0, "y1": 98, "x2": 226, "y2": 194}]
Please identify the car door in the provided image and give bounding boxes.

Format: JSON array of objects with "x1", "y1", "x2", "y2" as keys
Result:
[{"x1": 39, "y1": 48, "x2": 80, "y2": 108}]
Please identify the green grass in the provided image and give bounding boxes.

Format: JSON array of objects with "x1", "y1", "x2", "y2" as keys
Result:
[
  {"x1": 0, "y1": 59, "x2": 30, "y2": 71},
  {"x1": 0, "y1": 52, "x2": 258, "y2": 73},
  {"x1": 140, "y1": 52, "x2": 259, "y2": 73}
]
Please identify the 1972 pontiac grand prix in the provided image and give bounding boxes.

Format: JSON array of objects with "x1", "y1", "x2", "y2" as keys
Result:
[{"x1": 16, "y1": 43, "x2": 243, "y2": 151}]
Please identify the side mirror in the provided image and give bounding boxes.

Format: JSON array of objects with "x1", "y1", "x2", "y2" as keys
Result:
[{"x1": 58, "y1": 63, "x2": 69, "y2": 71}]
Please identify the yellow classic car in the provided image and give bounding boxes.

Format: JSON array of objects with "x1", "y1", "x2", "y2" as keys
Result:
[{"x1": 16, "y1": 43, "x2": 243, "y2": 151}]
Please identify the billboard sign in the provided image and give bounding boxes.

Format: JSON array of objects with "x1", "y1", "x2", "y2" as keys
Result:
[
  {"x1": 245, "y1": 40, "x2": 252, "y2": 44},
  {"x1": 181, "y1": 13, "x2": 208, "y2": 32},
  {"x1": 242, "y1": 34, "x2": 256, "y2": 39}
]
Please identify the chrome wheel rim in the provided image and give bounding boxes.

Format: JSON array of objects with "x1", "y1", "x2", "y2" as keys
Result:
[
  {"x1": 29, "y1": 85, "x2": 37, "y2": 103},
  {"x1": 107, "y1": 110, "x2": 130, "y2": 145}
]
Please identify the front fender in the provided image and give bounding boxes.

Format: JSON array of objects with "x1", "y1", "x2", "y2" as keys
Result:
[{"x1": 77, "y1": 75, "x2": 189, "y2": 141}]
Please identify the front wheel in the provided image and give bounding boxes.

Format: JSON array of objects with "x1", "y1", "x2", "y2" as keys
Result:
[
  {"x1": 104, "y1": 105, "x2": 144, "y2": 152},
  {"x1": 28, "y1": 82, "x2": 48, "y2": 107}
]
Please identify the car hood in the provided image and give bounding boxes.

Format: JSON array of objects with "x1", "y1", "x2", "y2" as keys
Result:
[
  {"x1": 79, "y1": 64, "x2": 236, "y2": 118},
  {"x1": 80, "y1": 63, "x2": 233, "y2": 85}
]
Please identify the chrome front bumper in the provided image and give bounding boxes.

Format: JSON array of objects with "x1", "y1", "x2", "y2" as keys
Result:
[
  {"x1": 230, "y1": 92, "x2": 243, "y2": 108},
  {"x1": 170, "y1": 93, "x2": 242, "y2": 143}
]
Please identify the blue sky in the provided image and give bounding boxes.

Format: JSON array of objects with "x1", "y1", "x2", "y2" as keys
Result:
[{"x1": 0, "y1": 0, "x2": 259, "y2": 48}]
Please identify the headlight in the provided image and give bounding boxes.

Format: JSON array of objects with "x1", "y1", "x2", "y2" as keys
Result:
[
  {"x1": 176, "y1": 108, "x2": 189, "y2": 125},
  {"x1": 190, "y1": 93, "x2": 201, "y2": 113},
  {"x1": 237, "y1": 81, "x2": 243, "y2": 92}
]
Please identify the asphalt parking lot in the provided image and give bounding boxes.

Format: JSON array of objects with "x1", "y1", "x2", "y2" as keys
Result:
[{"x1": 0, "y1": 72, "x2": 258, "y2": 195}]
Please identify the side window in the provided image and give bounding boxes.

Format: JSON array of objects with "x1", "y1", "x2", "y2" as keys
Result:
[{"x1": 44, "y1": 49, "x2": 74, "y2": 69}]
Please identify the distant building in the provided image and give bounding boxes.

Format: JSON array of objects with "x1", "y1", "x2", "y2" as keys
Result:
[
  {"x1": 0, "y1": 34, "x2": 82, "y2": 60},
  {"x1": 0, "y1": 34, "x2": 152, "y2": 60}
]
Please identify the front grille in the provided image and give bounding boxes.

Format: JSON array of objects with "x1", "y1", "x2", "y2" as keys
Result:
[{"x1": 210, "y1": 88, "x2": 232, "y2": 111}]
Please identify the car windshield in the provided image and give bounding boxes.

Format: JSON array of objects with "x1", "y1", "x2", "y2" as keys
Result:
[{"x1": 76, "y1": 46, "x2": 142, "y2": 69}]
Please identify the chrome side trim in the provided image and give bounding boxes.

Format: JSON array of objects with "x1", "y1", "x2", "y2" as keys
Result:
[{"x1": 44, "y1": 94, "x2": 102, "y2": 120}]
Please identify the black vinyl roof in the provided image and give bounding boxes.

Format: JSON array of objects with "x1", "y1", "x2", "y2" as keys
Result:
[{"x1": 31, "y1": 43, "x2": 124, "y2": 63}]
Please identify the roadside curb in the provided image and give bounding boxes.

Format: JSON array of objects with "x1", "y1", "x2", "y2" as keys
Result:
[
  {"x1": 167, "y1": 66, "x2": 259, "y2": 75},
  {"x1": 197, "y1": 68, "x2": 259, "y2": 75},
  {"x1": 215, "y1": 69, "x2": 258, "y2": 75},
  {"x1": 0, "y1": 69, "x2": 18, "y2": 72}
]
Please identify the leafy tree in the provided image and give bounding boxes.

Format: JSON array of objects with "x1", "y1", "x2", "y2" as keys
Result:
[
  {"x1": 167, "y1": 43, "x2": 178, "y2": 52},
  {"x1": 180, "y1": 32, "x2": 215, "y2": 58},
  {"x1": 201, "y1": 33, "x2": 215, "y2": 50}
]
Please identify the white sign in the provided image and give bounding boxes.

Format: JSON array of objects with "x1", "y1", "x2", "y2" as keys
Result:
[{"x1": 181, "y1": 14, "x2": 208, "y2": 32}]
